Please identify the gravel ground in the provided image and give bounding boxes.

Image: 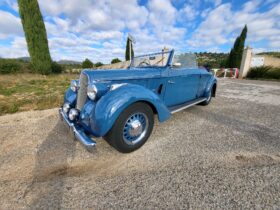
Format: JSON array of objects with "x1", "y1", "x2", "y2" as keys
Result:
[{"x1": 0, "y1": 79, "x2": 279, "y2": 209}]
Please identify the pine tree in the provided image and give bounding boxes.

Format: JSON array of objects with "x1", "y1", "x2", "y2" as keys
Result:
[
  {"x1": 125, "y1": 38, "x2": 134, "y2": 61},
  {"x1": 227, "y1": 25, "x2": 247, "y2": 68},
  {"x1": 18, "y1": 0, "x2": 52, "y2": 74}
]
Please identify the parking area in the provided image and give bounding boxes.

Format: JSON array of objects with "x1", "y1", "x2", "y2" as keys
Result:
[{"x1": 0, "y1": 79, "x2": 279, "y2": 209}]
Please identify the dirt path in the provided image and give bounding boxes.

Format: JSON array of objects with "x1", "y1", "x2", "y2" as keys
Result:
[{"x1": 0, "y1": 79, "x2": 279, "y2": 209}]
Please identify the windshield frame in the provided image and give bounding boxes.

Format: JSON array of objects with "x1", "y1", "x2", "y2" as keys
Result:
[{"x1": 130, "y1": 49, "x2": 174, "y2": 69}]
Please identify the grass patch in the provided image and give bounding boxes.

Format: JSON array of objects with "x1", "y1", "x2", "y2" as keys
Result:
[{"x1": 0, "y1": 73, "x2": 78, "y2": 115}]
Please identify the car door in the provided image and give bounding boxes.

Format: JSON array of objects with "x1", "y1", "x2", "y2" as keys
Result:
[
  {"x1": 163, "y1": 68, "x2": 200, "y2": 107},
  {"x1": 197, "y1": 70, "x2": 211, "y2": 98}
]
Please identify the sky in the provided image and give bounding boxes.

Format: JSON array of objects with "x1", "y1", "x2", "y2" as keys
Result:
[{"x1": 0, "y1": 0, "x2": 279, "y2": 63}]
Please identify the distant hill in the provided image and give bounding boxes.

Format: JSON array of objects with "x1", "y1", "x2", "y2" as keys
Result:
[
  {"x1": 17, "y1": 57, "x2": 30, "y2": 61},
  {"x1": 257, "y1": 52, "x2": 280, "y2": 58},
  {"x1": 14, "y1": 57, "x2": 81, "y2": 65},
  {"x1": 57, "y1": 60, "x2": 81, "y2": 65}
]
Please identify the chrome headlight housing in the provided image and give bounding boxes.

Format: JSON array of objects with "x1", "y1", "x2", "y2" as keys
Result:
[
  {"x1": 87, "y1": 84, "x2": 97, "y2": 100},
  {"x1": 62, "y1": 102, "x2": 70, "y2": 114},
  {"x1": 68, "y1": 108, "x2": 79, "y2": 121},
  {"x1": 70, "y1": 80, "x2": 79, "y2": 92}
]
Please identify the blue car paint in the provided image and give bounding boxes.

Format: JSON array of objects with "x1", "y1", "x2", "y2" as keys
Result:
[
  {"x1": 64, "y1": 88, "x2": 76, "y2": 105},
  {"x1": 63, "y1": 50, "x2": 217, "y2": 138},
  {"x1": 163, "y1": 68, "x2": 201, "y2": 106},
  {"x1": 89, "y1": 83, "x2": 171, "y2": 137},
  {"x1": 205, "y1": 76, "x2": 217, "y2": 97}
]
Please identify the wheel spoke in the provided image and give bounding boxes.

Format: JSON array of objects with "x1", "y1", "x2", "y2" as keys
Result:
[{"x1": 123, "y1": 112, "x2": 149, "y2": 145}]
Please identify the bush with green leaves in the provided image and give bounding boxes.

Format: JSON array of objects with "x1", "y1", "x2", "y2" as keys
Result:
[
  {"x1": 51, "y1": 62, "x2": 63, "y2": 74},
  {"x1": 111, "y1": 58, "x2": 121, "y2": 64},
  {"x1": 82, "y1": 58, "x2": 94, "y2": 68},
  {"x1": 247, "y1": 66, "x2": 280, "y2": 80},
  {"x1": 265, "y1": 67, "x2": 280, "y2": 79},
  {"x1": 0, "y1": 59, "x2": 22, "y2": 74},
  {"x1": 95, "y1": 62, "x2": 104, "y2": 67}
]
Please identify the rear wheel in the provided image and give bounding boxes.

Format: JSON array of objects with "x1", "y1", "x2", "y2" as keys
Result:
[
  {"x1": 105, "y1": 102, "x2": 154, "y2": 153},
  {"x1": 200, "y1": 88, "x2": 213, "y2": 106}
]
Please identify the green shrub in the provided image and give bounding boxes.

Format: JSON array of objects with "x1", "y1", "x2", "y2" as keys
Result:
[
  {"x1": 111, "y1": 58, "x2": 121, "y2": 64},
  {"x1": 247, "y1": 66, "x2": 280, "y2": 80},
  {"x1": 0, "y1": 59, "x2": 22, "y2": 74},
  {"x1": 266, "y1": 67, "x2": 280, "y2": 79},
  {"x1": 82, "y1": 58, "x2": 94, "y2": 68},
  {"x1": 51, "y1": 62, "x2": 63, "y2": 74},
  {"x1": 95, "y1": 62, "x2": 103, "y2": 67},
  {"x1": 247, "y1": 66, "x2": 271, "y2": 78}
]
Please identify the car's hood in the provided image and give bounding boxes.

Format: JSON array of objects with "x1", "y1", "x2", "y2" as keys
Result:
[{"x1": 83, "y1": 68, "x2": 162, "y2": 83}]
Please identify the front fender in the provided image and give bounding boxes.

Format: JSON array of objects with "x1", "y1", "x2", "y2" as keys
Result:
[
  {"x1": 64, "y1": 88, "x2": 77, "y2": 105},
  {"x1": 90, "y1": 84, "x2": 171, "y2": 137},
  {"x1": 205, "y1": 76, "x2": 217, "y2": 97}
]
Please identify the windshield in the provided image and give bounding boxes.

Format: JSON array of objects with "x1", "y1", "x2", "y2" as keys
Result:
[
  {"x1": 131, "y1": 51, "x2": 172, "y2": 68},
  {"x1": 172, "y1": 53, "x2": 198, "y2": 68}
]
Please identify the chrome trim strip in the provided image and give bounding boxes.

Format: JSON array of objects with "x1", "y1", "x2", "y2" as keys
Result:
[
  {"x1": 59, "y1": 108, "x2": 96, "y2": 152},
  {"x1": 170, "y1": 98, "x2": 207, "y2": 114}
]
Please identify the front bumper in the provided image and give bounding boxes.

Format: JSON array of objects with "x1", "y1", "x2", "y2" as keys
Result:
[{"x1": 59, "y1": 108, "x2": 96, "y2": 152}]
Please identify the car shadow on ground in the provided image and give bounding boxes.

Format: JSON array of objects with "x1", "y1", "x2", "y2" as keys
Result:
[{"x1": 24, "y1": 121, "x2": 78, "y2": 208}]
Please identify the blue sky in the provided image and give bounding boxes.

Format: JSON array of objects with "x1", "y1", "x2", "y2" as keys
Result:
[{"x1": 0, "y1": 0, "x2": 279, "y2": 63}]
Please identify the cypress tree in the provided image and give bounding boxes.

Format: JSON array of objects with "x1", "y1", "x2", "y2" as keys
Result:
[
  {"x1": 227, "y1": 25, "x2": 247, "y2": 68},
  {"x1": 125, "y1": 38, "x2": 134, "y2": 61},
  {"x1": 18, "y1": 0, "x2": 52, "y2": 74}
]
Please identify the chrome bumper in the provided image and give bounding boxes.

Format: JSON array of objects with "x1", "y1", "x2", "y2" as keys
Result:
[{"x1": 59, "y1": 108, "x2": 96, "y2": 152}]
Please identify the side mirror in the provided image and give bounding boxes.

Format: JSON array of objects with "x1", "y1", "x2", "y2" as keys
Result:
[{"x1": 173, "y1": 62, "x2": 181, "y2": 68}]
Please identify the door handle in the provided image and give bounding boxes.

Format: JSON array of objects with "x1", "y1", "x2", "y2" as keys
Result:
[{"x1": 168, "y1": 80, "x2": 175, "y2": 84}]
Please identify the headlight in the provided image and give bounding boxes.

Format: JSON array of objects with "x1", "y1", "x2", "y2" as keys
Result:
[
  {"x1": 70, "y1": 80, "x2": 79, "y2": 92},
  {"x1": 69, "y1": 108, "x2": 79, "y2": 121},
  {"x1": 62, "y1": 102, "x2": 70, "y2": 113},
  {"x1": 87, "y1": 84, "x2": 97, "y2": 100}
]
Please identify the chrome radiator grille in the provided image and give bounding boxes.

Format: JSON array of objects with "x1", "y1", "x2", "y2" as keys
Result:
[{"x1": 76, "y1": 73, "x2": 88, "y2": 111}]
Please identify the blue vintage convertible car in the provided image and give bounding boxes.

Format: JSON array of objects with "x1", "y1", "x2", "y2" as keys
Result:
[{"x1": 59, "y1": 50, "x2": 217, "y2": 153}]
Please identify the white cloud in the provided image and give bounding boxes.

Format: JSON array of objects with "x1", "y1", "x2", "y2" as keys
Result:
[
  {"x1": 205, "y1": 0, "x2": 222, "y2": 7},
  {"x1": 178, "y1": 4, "x2": 198, "y2": 21},
  {"x1": 187, "y1": 1, "x2": 280, "y2": 51},
  {"x1": 0, "y1": 10, "x2": 23, "y2": 38},
  {"x1": 0, "y1": 36, "x2": 28, "y2": 58},
  {"x1": 0, "y1": 0, "x2": 279, "y2": 61}
]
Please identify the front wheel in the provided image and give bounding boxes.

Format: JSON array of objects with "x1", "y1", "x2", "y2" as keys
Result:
[{"x1": 105, "y1": 102, "x2": 154, "y2": 153}]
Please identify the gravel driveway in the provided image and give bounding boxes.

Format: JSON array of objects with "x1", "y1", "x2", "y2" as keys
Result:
[{"x1": 0, "y1": 79, "x2": 279, "y2": 209}]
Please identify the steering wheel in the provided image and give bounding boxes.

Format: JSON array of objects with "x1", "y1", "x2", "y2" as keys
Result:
[{"x1": 139, "y1": 59, "x2": 151, "y2": 67}]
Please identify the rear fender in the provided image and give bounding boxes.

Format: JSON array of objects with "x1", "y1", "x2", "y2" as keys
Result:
[
  {"x1": 91, "y1": 84, "x2": 171, "y2": 137},
  {"x1": 205, "y1": 77, "x2": 217, "y2": 97}
]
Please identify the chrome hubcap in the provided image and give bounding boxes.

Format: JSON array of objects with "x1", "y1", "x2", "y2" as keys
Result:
[
  {"x1": 129, "y1": 120, "x2": 143, "y2": 137},
  {"x1": 123, "y1": 112, "x2": 148, "y2": 145}
]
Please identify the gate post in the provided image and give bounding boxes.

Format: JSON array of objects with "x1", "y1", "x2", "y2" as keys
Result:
[{"x1": 239, "y1": 46, "x2": 252, "y2": 79}]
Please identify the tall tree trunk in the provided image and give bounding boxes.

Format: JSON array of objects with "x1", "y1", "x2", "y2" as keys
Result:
[{"x1": 18, "y1": 0, "x2": 52, "y2": 74}]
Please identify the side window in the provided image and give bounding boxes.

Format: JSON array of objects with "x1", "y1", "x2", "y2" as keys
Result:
[{"x1": 172, "y1": 53, "x2": 198, "y2": 69}]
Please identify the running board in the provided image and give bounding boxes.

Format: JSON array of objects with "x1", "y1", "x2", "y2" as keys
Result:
[{"x1": 169, "y1": 97, "x2": 207, "y2": 114}]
